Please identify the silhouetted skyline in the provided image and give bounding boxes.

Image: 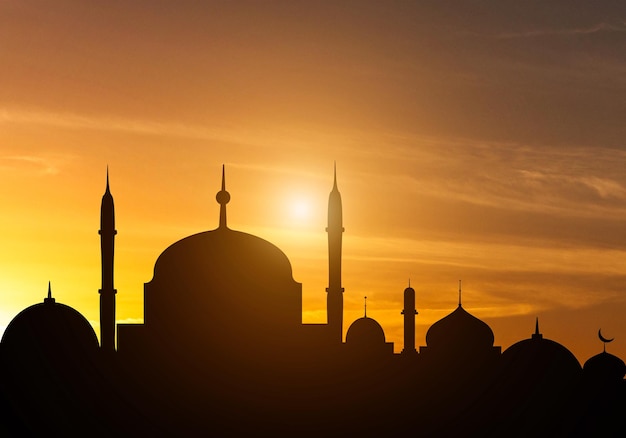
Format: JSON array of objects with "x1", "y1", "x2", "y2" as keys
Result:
[
  {"x1": 1, "y1": 0, "x2": 625, "y2": 370},
  {"x1": 0, "y1": 168, "x2": 623, "y2": 436}
]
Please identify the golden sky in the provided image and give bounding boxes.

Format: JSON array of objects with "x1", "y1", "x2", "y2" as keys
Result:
[{"x1": 1, "y1": 1, "x2": 625, "y2": 363}]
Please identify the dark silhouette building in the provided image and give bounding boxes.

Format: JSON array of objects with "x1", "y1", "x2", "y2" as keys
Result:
[
  {"x1": 0, "y1": 166, "x2": 624, "y2": 437},
  {"x1": 99, "y1": 168, "x2": 117, "y2": 353},
  {"x1": 326, "y1": 163, "x2": 344, "y2": 343},
  {"x1": 401, "y1": 282, "x2": 417, "y2": 355}
]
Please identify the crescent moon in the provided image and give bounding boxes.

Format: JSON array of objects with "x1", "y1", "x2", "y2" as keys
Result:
[{"x1": 598, "y1": 329, "x2": 614, "y2": 343}]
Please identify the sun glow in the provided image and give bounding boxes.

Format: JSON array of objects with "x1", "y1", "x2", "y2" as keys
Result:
[{"x1": 290, "y1": 199, "x2": 311, "y2": 221}]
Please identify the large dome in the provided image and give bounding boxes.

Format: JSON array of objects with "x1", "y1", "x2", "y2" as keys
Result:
[
  {"x1": 153, "y1": 227, "x2": 294, "y2": 281},
  {"x1": 144, "y1": 226, "x2": 302, "y2": 352},
  {"x1": 117, "y1": 169, "x2": 306, "y2": 375},
  {"x1": 426, "y1": 305, "x2": 495, "y2": 350},
  {"x1": 500, "y1": 322, "x2": 581, "y2": 386},
  {"x1": 1, "y1": 287, "x2": 99, "y2": 360}
]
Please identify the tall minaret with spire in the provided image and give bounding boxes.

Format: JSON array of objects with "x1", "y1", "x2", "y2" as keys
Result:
[
  {"x1": 326, "y1": 164, "x2": 344, "y2": 343},
  {"x1": 401, "y1": 280, "x2": 418, "y2": 355},
  {"x1": 99, "y1": 168, "x2": 117, "y2": 352}
]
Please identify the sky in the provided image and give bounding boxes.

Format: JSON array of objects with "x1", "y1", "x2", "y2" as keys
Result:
[{"x1": 0, "y1": 1, "x2": 625, "y2": 363}]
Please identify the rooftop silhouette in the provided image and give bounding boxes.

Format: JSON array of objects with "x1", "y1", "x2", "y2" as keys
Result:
[{"x1": 0, "y1": 166, "x2": 624, "y2": 437}]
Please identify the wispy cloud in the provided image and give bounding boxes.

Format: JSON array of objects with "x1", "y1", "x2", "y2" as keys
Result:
[
  {"x1": 496, "y1": 22, "x2": 626, "y2": 39},
  {"x1": 0, "y1": 155, "x2": 62, "y2": 175},
  {"x1": 352, "y1": 133, "x2": 626, "y2": 221},
  {"x1": 0, "y1": 108, "x2": 267, "y2": 147}
]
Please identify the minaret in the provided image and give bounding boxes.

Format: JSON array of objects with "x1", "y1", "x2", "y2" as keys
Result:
[
  {"x1": 401, "y1": 280, "x2": 418, "y2": 355},
  {"x1": 326, "y1": 163, "x2": 344, "y2": 343},
  {"x1": 99, "y1": 168, "x2": 117, "y2": 352}
]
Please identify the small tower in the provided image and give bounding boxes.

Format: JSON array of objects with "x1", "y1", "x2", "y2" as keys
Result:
[
  {"x1": 401, "y1": 281, "x2": 418, "y2": 355},
  {"x1": 99, "y1": 168, "x2": 117, "y2": 352},
  {"x1": 326, "y1": 163, "x2": 345, "y2": 343}
]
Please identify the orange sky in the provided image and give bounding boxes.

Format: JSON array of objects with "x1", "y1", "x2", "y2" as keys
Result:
[{"x1": 1, "y1": 1, "x2": 625, "y2": 364}]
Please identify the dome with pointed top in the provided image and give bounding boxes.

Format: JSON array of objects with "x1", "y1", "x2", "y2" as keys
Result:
[
  {"x1": 502, "y1": 335, "x2": 581, "y2": 373},
  {"x1": 500, "y1": 325, "x2": 581, "y2": 386},
  {"x1": 135, "y1": 168, "x2": 303, "y2": 359},
  {"x1": 583, "y1": 352, "x2": 626, "y2": 383},
  {"x1": 425, "y1": 305, "x2": 495, "y2": 351},
  {"x1": 346, "y1": 316, "x2": 386, "y2": 346},
  {"x1": 1, "y1": 291, "x2": 99, "y2": 360}
]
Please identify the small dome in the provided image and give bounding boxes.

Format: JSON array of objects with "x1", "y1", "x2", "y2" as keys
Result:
[
  {"x1": 583, "y1": 352, "x2": 626, "y2": 382},
  {"x1": 2, "y1": 290, "x2": 99, "y2": 360},
  {"x1": 426, "y1": 305, "x2": 494, "y2": 350},
  {"x1": 346, "y1": 317, "x2": 386, "y2": 346}
]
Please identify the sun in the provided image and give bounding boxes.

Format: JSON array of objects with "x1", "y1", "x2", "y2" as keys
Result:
[{"x1": 290, "y1": 199, "x2": 311, "y2": 221}]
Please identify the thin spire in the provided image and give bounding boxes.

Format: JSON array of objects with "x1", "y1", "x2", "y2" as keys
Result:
[
  {"x1": 535, "y1": 317, "x2": 540, "y2": 335},
  {"x1": 106, "y1": 165, "x2": 110, "y2": 193},
  {"x1": 333, "y1": 161, "x2": 338, "y2": 191},
  {"x1": 408, "y1": 278, "x2": 411, "y2": 288},
  {"x1": 364, "y1": 296, "x2": 367, "y2": 318},
  {"x1": 216, "y1": 165, "x2": 231, "y2": 229},
  {"x1": 221, "y1": 164, "x2": 226, "y2": 192},
  {"x1": 458, "y1": 280, "x2": 462, "y2": 307},
  {"x1": 532, "y1": 317, "x2": 543, "y2": 340},
  {"x1": 45, "y1": 281, "x2": 55, "y2": 304}
]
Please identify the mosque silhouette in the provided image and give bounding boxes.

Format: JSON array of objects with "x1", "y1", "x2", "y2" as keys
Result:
[{"x1": 0, "y1": 167, "x2": 624, "y2": 437}]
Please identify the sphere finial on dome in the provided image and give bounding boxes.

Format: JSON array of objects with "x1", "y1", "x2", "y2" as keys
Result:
[{"x1": 216, "y1": 165, "x2": 231, "y2": 229}]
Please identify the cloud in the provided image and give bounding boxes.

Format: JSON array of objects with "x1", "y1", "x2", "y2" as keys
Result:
[
  {"x1": 0, "y1": 155, "x2": 61, "y2": 175},
  {"x1": 355, "y1": 133, "x2": 626, "y2": 220},
  {"x1": 496, "y1": 22, "x2": 626, "y2": 39},
  {"x1": 0, "y1": 108, "x2": 266, "y2": 147}
]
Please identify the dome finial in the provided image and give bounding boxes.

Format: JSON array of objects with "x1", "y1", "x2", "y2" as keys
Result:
[
  {"x1": 333, "y1": 161, "x2": 338, "y2": 191},
  {"x1": 458, "y1": 280, "x2": 462, "y2": 307},
  {"x1": 106, "y1": 165, "x2": 110, "y2": 193},
  {"x1": 408, "y1": 278, "x2": 411, "y2": 288},
  {"x1": 535, "y1": 317, "x2": 539, "y2": 335},
  {"x1": 45, "y1": 281, "x2": 55, "y2": 304},
  {"x1": 364, "y1": 296, "x2": 367, "y2": 318},
  {"x1": 216, "y1": 165, "x2": 231, "y2": 229},
  {"x1": 599, "y1": 328, "x2": 615, "y2": 353},
  {"x1": 532, "y1": 317, "x2": 543, "y2": 340}
]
